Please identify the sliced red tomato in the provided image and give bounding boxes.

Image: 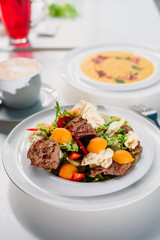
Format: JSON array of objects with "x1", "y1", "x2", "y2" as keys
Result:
[
  {"x1": 69, "y1": 151, "x2": 83, "y2": 160},
  {"x1": 57, "y1": 116, "x2": 71, "y2": 128},
  {"x1": 72, "y1": 173, "x2": 85, "y2": 182},
  {"x1": 74, "y1": 138, "x2": 88, "y2": 155},
  {"x1": 27, "y1": 128, "x2": 38, "y2": 131}
]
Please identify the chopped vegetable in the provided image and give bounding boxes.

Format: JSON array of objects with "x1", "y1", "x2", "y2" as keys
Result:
[
  {"x1": 87, "y1": 137, "x2": 107, "y2": 153},
  {"x1": 115, "y1": 57, "x2": 122, "y2": 59},
  {"x1": 67, "y1": 158, "x2": 81, "y2": 167},
  {"x1": 69, "y1": 151, "x2": 83, "y2": 160},
  {"x1": 27, "y1": 128, "x2": 38, "y2": 131},
  {"x1": 59, "y1": 163, "x2": 78, "y2": 180},
  {"x1": 117, "y1": 128, "x2": 125, "y2": 134},
  {"x1": 37, "y1": 123, "x2": 52, "y2": 134},
  {"x1": 55, "y1": 101, "x2": 75, "y2": 126},
  {"x1": 50, "y1": 128, "x2": 72, "y2": 144},
  {"x1": 114, "y1": 79, "x2": 125, "y2": 84},
  {"x1": 60, "y1": 140, "x2": 79, "y2": 152},
  {"x1": 96, "y1": 117, "x2": 121, "y2": 132},
  {"x1": 89, "y1": 173, "x2": 105, "y2": 182},
  {"x1": 74, "y1": 138, "x2": 88, "y2": 155},
  {"x1": 100, "y1": 132, "x2": 127, "y2": 150},
  {"x1": 68, "y1": 109, "x2": 79, "y2": 117},
  {"x1": 57, "y1": 116, "x2": 71, "y2": 128},
  {"x1": 72, "y1": 173, "x2": 84, "y2": 182},
  {"x1": 131, "y1": 65, "x2": 143, "y2": 70},
  {"x1": 113, "y1": 150, "x2": 134, "y2": 164}
]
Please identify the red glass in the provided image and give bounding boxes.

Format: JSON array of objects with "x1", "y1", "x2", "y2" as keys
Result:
[{"x1": 0, "y1": 0, "x2": 31, "y2": 42}]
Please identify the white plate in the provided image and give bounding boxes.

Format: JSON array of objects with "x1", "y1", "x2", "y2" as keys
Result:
[
  {"x1": 2, "y1": 104, "x2": 153, "y2": 197},
  {"x1": 61, "y1": 43, "x2": 160, "y2": 97},
  {"x1": 3, "y1": 104, "x2": 159, "y2": 211},
  {"x1": 0, "y1": 83, "x2": 58, "y2": 122}
]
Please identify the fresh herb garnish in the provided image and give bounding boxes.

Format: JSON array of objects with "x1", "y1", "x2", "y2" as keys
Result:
[
  {"x1": 115, "y1": 56, "x2": 130, "y2": 60},
  {"x1": 55, "y1": 101, "x2": 75, "y2": 125},
  {"x1": 55, "y1": 101, "x2": 61, "y2": 121},
  {"x1": 114, "y1": 78, "x2": 125, "y2": 84},
  {"x1": 48, "y1": 3, "x2": 79, "y2": 19},
  {"x1": 131, "y1": 65, "x2": 143, "y2": 70},
  {"x1": 115, "y1": 57, "x2": 122, "y2": 59}
]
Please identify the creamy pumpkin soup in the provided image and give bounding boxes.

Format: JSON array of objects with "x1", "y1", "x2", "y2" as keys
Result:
[{"x1": 80, "y1": 51, "x2": 154, "y2": 84}]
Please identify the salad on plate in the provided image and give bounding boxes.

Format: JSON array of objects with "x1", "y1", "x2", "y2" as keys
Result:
[{"x1": 27, "y1": 100, "x2": 143, "y2": 182}]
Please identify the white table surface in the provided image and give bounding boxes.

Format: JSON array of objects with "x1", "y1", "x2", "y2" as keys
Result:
[{"x1": 1, "y1": 0, "x2": 160, "y2": 239}]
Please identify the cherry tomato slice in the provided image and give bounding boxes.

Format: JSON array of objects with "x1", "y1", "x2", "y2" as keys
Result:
[
  {"x1": 72, "y1": 173, "x2": 85, "y2": 182},
  {"x1": 69, "y1": 151, "x2": 83, "y2": 160}
]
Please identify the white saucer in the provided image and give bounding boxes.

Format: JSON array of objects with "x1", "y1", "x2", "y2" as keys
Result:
[{"x1": 0, "y1": 83, "x2": 58, "y2": 122}]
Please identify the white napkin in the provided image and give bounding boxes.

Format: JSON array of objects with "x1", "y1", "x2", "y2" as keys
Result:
[{"x1": 36, "y1": 20, "x2": 59, "y2": 37}]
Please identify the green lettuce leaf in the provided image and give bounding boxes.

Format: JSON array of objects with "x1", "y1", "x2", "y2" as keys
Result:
[{"x1": 60, "y1": 140, "x2": 79, "y2": 152}]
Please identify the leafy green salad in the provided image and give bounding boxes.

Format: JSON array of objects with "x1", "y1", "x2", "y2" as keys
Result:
[{"x1": 27, "y1": 100, "x2": 142, "y2": 182}]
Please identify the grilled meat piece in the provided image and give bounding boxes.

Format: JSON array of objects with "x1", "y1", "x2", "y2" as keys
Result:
[
  {"x1": 90, "y1": 161, "x2": 132, "y2": 177},
  {"x1": 65, "y1": 117, "x2": 96, "y2": 139},
  {"x1": 121, "y1": 124, "x2": 133, "y2": 133},
  {"x1": 27, "y1": 139, "x2": 60, "y2": 169},
  {"x1": 129, "y1": 141, "x2": 143, "y2": 158}
]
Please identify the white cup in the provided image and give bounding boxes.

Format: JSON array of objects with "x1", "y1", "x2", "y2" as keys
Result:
[{"x1": 0, "y1": 58, "x2": 41, "y2": 109}]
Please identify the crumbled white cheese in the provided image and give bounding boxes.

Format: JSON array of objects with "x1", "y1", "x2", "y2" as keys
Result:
[
  {"x1": 81, "y1": 148, "x2": 113, "y2": 169},
  {"x1": 29, "y1": 130, "x2": 47, "y2": 146},
  {"x1": 124, "y1": 131, "x2": 139, "y2": 149},
  {"x1": 100, "y1": 113, "x2": 111, "y2": 124},
  {"x1": 106, "y1": 119, "x2": 126, "y2": 136},
  {"x1": 72, "y1": 100, "x2": 105, "y2": 128}
]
